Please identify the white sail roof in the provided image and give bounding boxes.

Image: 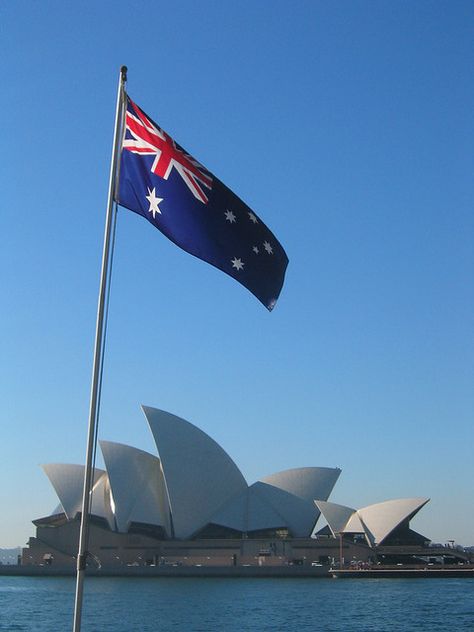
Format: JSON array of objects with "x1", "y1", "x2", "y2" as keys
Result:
[
  {"x1": 261, "y1": 467, "x2": 341, "y2": 503},
  {"x1": 314, "y1": 500, "x2": 357, "y2": 536},
  {"x1": 247, "y1": 484, "x2": 292, "y2": 532},
  {"x1": 357, "y1": 497, "x2": 430, "y2": 545},
  {"x1": 41, "y1": 463, "x2": 114, "y2": 529},
  {"x1": 209, "y1": 485, "x2": 290, "y2": 534},
  {"x1": 143, "y1": 406, "x2": 248, "y2": 539},
  {"x1": 343, "y1": 511, "x2": 365, "y2": 534},
  {"x1": 99, "y1": 440, "x2": 171, "y2": 535},
  {"x1": 315, "y1": 497, "x2": 430, "y2": 545},
  {"x1": 259, "y1": 467, "x2": 341, "y2": 537}
]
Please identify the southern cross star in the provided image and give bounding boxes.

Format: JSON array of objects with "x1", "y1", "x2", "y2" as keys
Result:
[
  {"x1": 231, "y1": 257, "x2": 244, "y2": 271},
  {"x1": 252, "y1": 246, "x2": 260, "y2": 254},
  {"x1": 225, "y1": 210, "x2": 236, "y2": 223},
  {"x1": 145, "y1": 187, "x2": 163, "y2": 219},
  {"x1": 248, "y1": 212, "x2": 258, "y2": 223},
  {"x1": 263, "y1": 241, "x2": 273, "y2": 254}
]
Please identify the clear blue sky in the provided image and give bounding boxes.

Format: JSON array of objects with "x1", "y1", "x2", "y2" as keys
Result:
[{"x1": 1, "y1": 1, "x2": 472, "y2": 548}]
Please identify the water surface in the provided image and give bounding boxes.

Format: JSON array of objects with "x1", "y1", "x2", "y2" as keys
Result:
[{"x1": 1, "y1": 576, "x2": 473, "y2": 631}]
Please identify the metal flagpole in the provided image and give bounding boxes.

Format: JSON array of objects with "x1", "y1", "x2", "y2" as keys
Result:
[{"x1": 72, "y1": 65, "x2": 127, "y2": 632}]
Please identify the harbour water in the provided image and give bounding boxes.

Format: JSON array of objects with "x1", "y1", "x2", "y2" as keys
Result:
[{"x1": 1, "y1": 576, "x2": 473, "y2": 631}]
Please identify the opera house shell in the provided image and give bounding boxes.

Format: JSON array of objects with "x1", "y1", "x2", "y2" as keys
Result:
[
  {"x1": 23, "y1": 406, "x2": 434, "y2": 568},
  {"x1": 314, "y1": 498, "x2": 430, "y2": 547},
  {"x1": 41, "y1": 406, "x2": 342, "y2": 540}
]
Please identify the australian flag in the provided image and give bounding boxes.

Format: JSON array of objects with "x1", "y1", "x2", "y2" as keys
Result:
[{"x1": 115, "y1": 97, "x2": 288, "y2": 310}]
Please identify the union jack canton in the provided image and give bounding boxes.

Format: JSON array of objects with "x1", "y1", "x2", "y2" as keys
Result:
[{"x1": 115, "y1": 96, "x2": 288, "y2": 310}]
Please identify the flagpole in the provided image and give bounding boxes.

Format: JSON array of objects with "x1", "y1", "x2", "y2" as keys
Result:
[{"x1": 72, "y1": 65, "x2": 127, "y2": 632}]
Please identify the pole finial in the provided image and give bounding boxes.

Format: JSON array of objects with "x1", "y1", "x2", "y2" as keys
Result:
[{"x1": 120, "y1": 66, "x2": 128, "y2": 82}]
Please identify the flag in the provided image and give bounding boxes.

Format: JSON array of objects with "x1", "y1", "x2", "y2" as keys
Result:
[{"x1": 115, "y1": 96, "x2": 288, "y2": 310}]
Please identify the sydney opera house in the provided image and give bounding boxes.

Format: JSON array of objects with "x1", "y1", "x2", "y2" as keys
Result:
[{"x1": 23, "y1": 406, "x2": 434, "y2": 569}]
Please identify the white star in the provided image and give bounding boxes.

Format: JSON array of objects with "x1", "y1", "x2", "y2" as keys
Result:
[
  {"x1": 248, "y1": 212, "x2": 258, "y2": 223},
  {"x1": 263, "y1": 241, "x2": 273, "y2": 254},
  {"x1": 146, "y1": 187, "x2": 163, "y2": 219},
  {"x1": 252, "y1": 246, "x2": 260, "y2": 254},
  {"x1": 225, "y1": 210, "x2": 236, "y2": 223},
  {"x1": 231, "y1": 257, "x2": 244, "y2": 271}
]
